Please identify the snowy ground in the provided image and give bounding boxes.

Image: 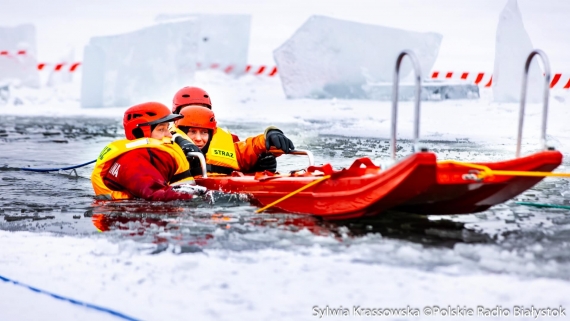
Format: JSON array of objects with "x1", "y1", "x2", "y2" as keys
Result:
[
  {"x1": 2, "y1": 231, "x2": 570, "y2": 321},
  {"x1": 2, "y1": 1, "x2": 570, "y2": 320}
]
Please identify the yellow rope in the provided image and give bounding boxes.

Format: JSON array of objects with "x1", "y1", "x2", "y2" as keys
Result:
[
  {"x1": 255, "y1": 175, "x2": 331, "y2": 213},
  {"x1": 438, "y1": 160, "x2": 570, "y2": 180}
]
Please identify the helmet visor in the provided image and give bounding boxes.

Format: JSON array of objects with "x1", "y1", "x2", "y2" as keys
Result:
[{"x1": 138, "y1": 113, "x2": 183, "y2": 127}]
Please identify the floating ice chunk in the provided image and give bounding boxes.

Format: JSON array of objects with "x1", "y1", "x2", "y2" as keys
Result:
[
  {"x1": 81, "y1": 20, "x2": 199, "y2": 108},
  {"x1": 273, "y1": 15, "x2": 442, "y2": 100},
  {"x1": 493, "y1": 0, "x2": 542, "y2": 103},
  {"x1": 0, "y1": 24, "x2": 40, "y2": 88}
]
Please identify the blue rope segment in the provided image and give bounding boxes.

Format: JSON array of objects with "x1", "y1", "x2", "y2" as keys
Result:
[
  {"x1": 0, "y1": 273, "x2": 140, "y2": 321},
  {"x1": 517, "y1": 202, "x2": 570, "y2": 210},
  {"x1": 20, "y1": 159, "x2": 96, "y2": 172}
]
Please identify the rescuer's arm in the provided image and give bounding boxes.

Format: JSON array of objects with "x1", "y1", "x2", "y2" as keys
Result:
[
  {"x1": 104, "y1": 150, "x2": 194, "y2": 201},
  {"x1": 172, "y1": 133, "x2": 204, "y2": 176},
  {"x1": 264, "y1": 126, "x2": 295, "y2": 153},
  {"x1": 234, "y1": 126, "x2": 295, "y2": 172}
]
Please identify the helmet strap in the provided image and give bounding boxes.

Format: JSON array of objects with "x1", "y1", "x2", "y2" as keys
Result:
[{"x1": 132, "y1": 127, "x2": 144, "y2": 139}]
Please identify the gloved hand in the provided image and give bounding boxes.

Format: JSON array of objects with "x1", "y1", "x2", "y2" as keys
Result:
[
  {"x1": 173, "y1": 133, "x2": 201, "y2": 154},
  {"x1": 172, "y1": 183, "x2": 208, "y2": 196},
  {"x1": 249, "y1": 153, "x2": 277, "y2": 173},
  {"x1": 265, "y1": 129, "x2": 295, "y2": 154},
  {"x1": 173, "y1": 133, "x2": 204, "y2": 176}
]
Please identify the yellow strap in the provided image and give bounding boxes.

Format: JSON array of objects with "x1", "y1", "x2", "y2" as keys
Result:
[
  {"x1": 255, "y1": 175, "x2": 331, "y2": 213},
  {"x1": 438, "y1": 160, "x2": 570, "y2": 180}
]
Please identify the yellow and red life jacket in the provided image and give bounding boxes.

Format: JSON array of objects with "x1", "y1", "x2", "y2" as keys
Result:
[
  {"x1": 205, "y1": 128, "x2": 240, "y2": 175},
  {"x1": 91, "y1": 137, "x2": 193, "y2": 200}
]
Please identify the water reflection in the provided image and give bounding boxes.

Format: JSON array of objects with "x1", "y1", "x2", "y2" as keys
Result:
[{"x1": 88, "y1": 195, "x2": 491, "y2": 250}]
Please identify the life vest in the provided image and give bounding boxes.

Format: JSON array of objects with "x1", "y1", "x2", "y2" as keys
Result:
[
  {"x1": 91, "y1": 137, "x2": 194, "y2": 200},
  {"x1": 205, "y1": 128, "x2": 240, "y2": 174}
]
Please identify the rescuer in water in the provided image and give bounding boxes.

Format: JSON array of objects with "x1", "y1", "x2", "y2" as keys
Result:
[
  {"x1": 173, "y1": 105, "x2": 295, "y2": 175},
  {"x1": 91, "y1": 102, "x2": 203, "y2": 201},
  {"x1": 171, "y1": 86, "x2": 278, "y2": 173}
]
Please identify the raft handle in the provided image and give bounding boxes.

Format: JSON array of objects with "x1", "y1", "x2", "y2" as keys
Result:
[
  {"x1": 187, "y1": 152, "x2": 208, "y2": 178},
  {"x1": 269, "y1": 149, "x2": 315, "y2": 167}
]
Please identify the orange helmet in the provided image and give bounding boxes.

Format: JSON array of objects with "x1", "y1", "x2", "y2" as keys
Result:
[
  {"x1": 172, "y1": 86, "x2": 212, "y2": 113},
  {"x1": 175, "y1": 106, "x2": 217, "y2": 131},
  {"x1": 123, "y1": 102, "x2": 183, "y2": 140}
]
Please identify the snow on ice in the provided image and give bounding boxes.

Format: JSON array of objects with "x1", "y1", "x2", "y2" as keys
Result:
[{"x1": 2, "y1": 231, "x2": 570, "y2": 321}]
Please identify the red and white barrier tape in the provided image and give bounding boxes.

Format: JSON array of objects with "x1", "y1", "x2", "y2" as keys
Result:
[
  {"x1": 3, "y1": 51, "x2": 570, "y2": 88},
  {"x1": 431, "y1": 71, "x2": 494, "y2": 87},
  {"x1": 34, "y1": 61, "x2": 279, "y2": 76},
  {"x1": 37, "y1": 62, "x2": 82, "y2": 72},
  {"x1": 0, "y1": 50, "x2": 27, "y2": 56},
  {"x1": 1, "y1": 51, "x2": 277, "y2": 76},
  {"x1": 430, "y1": 71, "x2": 570, "y2": 89},
  {"x1": 196, "y1": 63, "x2": 278, "y2": 76}
]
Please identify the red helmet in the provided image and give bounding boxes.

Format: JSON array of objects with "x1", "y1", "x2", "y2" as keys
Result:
[
  {"x1": 123, "y1": 102, "x2": 183, "y2": 140},
  {"x1": 172, "y1": 86, "x2": 212, "y2": 113},
  {"x1": 175, "y1": 106, "x2": 217, "y2": 130}
]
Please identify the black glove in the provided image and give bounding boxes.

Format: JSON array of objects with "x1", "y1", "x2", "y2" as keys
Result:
[
  {"x1": 189, "y1": 158, "x2": 203, "y2": 176},
  {"x1": 173, "y1": 134, "x2": 203, "y2": 176},
  {"x1": 173, "y1": 134, "x2": 201, "y2": 154},
  {"x1": 249, "y1": 153, "x2": 277, "y2": 173},
  {"x1": 266, "y1": 129, "x2": 295, "y2": 154}
]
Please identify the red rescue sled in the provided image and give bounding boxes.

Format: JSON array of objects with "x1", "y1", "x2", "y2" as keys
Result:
[
  {"x1": 196, "y1": 152, "x2": 437, "y2": 220},
  {"x1": 395, "y1": 150, "x2": 563, "y2": 214}
]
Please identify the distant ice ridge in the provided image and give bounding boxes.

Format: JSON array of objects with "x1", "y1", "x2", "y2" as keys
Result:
[
  {"x1": 493, "y1": 0, "x2": 542, "y2": 103},
  {"x1": 80, "y1": 20, "x2": 199, "y2": 108},
  {"x1": 0, "y1": 24, "x2": 40, "y2": 88},
  {"x1": 155, "y1": 14, "x2": 251, "y2": 75},
  {"x1": 81, "y1": 15, "x2": 252, "y2": 108},
  {"x1": 273, "y1": 15, "x2": 442, "y2": 100}
]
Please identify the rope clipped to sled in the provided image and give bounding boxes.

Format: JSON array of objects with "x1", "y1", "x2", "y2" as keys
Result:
[
  {"x1": 438, "y1": 160, "x2": 570, "y2": 181},
  {"x1": 255, "y1": 175, "x2": 331, "y2": 213},
  {"x1": 254, "y1": 157, "x2": 380, "y2": 213}
]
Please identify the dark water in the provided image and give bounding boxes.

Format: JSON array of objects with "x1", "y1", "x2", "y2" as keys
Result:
[{"x1": 1, "y1": 115, "x2": 570, "y2": 278}]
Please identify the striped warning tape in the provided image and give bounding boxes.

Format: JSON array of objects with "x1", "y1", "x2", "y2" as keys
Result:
[
  {"x1": 0, "y1": 50, "x2": 27, "y2": 56},
  {"x1": 431, "y1": 71, "x2": 494, "y2": 87},
  {"x1": 196, "y1": 62, "x2": 279, "y2": 76},
  {"x1": 0, "y1": 51, "x2": 278, "y2": 76},
  {"x1": 431, "y1": 71, "x2": 570, "y2": 89},
  {"x1": 32, "y1": 62, "x2": 280, "y2": 76},
  {"x1": 33, "y1": 62, "x2": 570, "y2": 88},
  {"x1": 37, "y1": 62, "x2": 82, "y2": 72},
  {"x1": 2, "y1": 51, "x2": 570, "y2": 87}
]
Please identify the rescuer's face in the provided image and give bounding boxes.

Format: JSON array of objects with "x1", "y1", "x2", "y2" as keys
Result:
[
  {"x1": 150, "y1": 123, "x2": 172, "y2": 140},
  {"x1": 186, "y1": 127, "x2": 210, "y2": 149}
]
